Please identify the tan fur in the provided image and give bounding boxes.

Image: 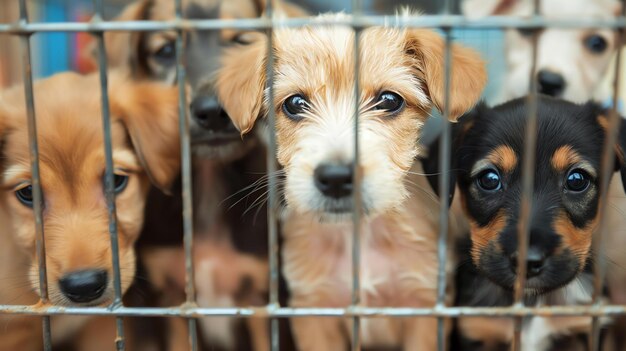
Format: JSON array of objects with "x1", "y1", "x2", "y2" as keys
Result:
[
  {"x1": 553, "y1": 211, "x2": 598, "y2": 266},
  {"x1": 487, "y1": 145, "x2": 518, "y2": 174},
  {"x1": 468, "y1": 210, "x2": 508, "y2": 264},
  {"x1": 551, "y1": 145, "x2": 582, "y2": 173},
  {"x1": 0, "y1": 71, "x2": 179, "y2": 350},
  {"x1": 217, "y1": 13, "x2": 486, "y2": 349}
]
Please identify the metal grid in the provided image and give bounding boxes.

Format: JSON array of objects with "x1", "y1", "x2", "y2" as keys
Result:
[{"x1": 0, "y1": 0, "x2": 625, "y2": 351}]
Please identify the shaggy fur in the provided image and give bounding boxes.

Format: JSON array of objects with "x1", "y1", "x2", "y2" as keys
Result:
[{"x1": 217, "y1": 13, "x2": 487, "y2": 350}]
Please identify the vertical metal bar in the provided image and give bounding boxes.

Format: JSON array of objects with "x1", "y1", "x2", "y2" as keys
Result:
[
  {"x1": 92, "y1": 0, "x2": 126, "y2": 349},
  {"x1": 18, "y1": 2, "x2": 52, "y2": 350},
  {"x1": 511, "y1": 1, "x2": 541, "y2": 350},
  {"x1": 435, "y1": 1, "x2": 454, "y2": 350},
  {"x1": 264, "y1": 1, "x2": 280, "y2": 351},
  {"x1": 590, "y1": 3, "x2": 624, "y2": 349},
  {"x1": 173, "y1": 0, "x2": 198, "y2": 350},
  {"x1": 351, "y1": 1, "x2": 363, "y2": 350}
]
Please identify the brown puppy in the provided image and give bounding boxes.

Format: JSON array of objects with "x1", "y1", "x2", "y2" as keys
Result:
[
  {"x1": 92, "y1": 1, "x2": 307, "y2": 349},
  {"x1": 217, "y1": 13, "x2": 487, "y2": 350},
  {"x1": 0, "y1": 71, "x2": 179, "y2": 350}
]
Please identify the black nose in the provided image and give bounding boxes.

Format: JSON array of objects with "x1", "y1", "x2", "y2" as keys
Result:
[
  {"x1": 537, "y1": 70, "x2": 566, "y2": 97},
  {"x1": 190, "y1": 95, "x2": 233, "y2": 132},
  {"x1": 59, "y1": 269, "x2": 108, "y2": 303},
  {"x1": 509, "y1": 247, "x2": 546, "y2": 278},
  {"x1": 314, "y1": 163, "x2": 353, "y2": 199}
]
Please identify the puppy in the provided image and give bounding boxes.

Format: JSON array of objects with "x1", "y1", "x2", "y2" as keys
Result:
[
  {"x1": 0, "y1": 71, "x2": 179, "y2": 350},
  {"x1": 96, "y1": 1, "x2": 306, "y2": 349},
  {"x1": 217, "y1": 12, "x2": 487, "y2": 350},
  {"x1": 424, "y1": 96, "x2": 623, "y2": 350},
  {"x1": 462, "y1": 0, "x2": 623, "y2": 103}
]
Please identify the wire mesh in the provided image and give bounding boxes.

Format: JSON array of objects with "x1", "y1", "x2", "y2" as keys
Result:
[{"x1": 0, "y1": 1, "x2": 625, "y2": 351}]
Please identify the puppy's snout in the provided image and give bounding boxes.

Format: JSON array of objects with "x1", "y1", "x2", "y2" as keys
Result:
[
  {"x1": 314, "y1": 163, "x2": 353, "y2": 199},
  {"x1": 537, "y1": 70, "x2": 566, "y2": 97},
  {"x1": 509, "y1": 247, "x2": 546, "y2": 278},
  {"x1": 59, "y1": 269, "x2": 108, "y2": 303},
  {"x1": 190, "y1": 95, "x2": 233, "y2": 132}
]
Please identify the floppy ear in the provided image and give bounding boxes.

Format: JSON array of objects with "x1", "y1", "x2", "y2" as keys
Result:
[
  {"x1": 610, "y1": 116, "x2": 626, "y2": 194},
  {"x1": 406, "y1": 29, "x2": 487, "y2": 121},
  {"x1": 216, "y1": 37, "x2": 268, "y2": 135},
  {"x1": 462, "y1": 0, "x2": 519, "y2": 17},
  {"x1": 111, "y1": 75, "x2": 181, "y2": 193},
  {"x1": 421, "y1": 106, "x2": 480, "y2": 206},
  {"x1": 82, "y1": 1, "x2": 151, "y2": 71}
]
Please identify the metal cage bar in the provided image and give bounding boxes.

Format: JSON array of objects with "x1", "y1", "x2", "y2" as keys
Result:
[
  {"x1": 590, "y1": 2, "x2": 625, "y2": 349},
  {"x1": 173, "y1": 0, "x2": 199, "y2": 349},
  {"x1": 1, "y1": 2, "x2": 626, "y2": 351},
  {"x1": 351, "y1": 0, "x2": 363, "y2": 350},
  {"x1": 511, "y1": 1, "x2": 541, "y2": 350},
  {"x1": 92, "y1": 1, "x2": 127, "y2": 349},
  {"x1": 264, "y1": 1, "x2": 281, "y2": 351},
  {"x1": 17, "y1": 1, "x2": 52, "y2": 350},
  {"x1": 1, "y1": 16, "x2": 625, "y2": 33},
  {"x1": 435, "y1": 0, "x2": 454, "y2": 350}
]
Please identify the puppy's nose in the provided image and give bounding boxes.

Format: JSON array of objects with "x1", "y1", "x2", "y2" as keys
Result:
[
  {"x1": 537, "y1": 70, "x2": 566, "y2": 97},
  {"x1": 59, "y1": 269, "x2": 108, "y2": 303},
  {"x1": 509, "y1": 247, "x2": 546, "y2": 278},
  {"x1": 314, "y1": 163, "x2": 353, "y2": 199},
  {"x1": 190, "y1": 95, "x2": 233, "y2": 132}
]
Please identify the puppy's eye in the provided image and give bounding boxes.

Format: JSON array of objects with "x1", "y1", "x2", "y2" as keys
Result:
[
  {"x1": 154, "y1": 41, "x2": 176, "y2": 64},
  {"x1": 584, "y1": 35, "x2": 608, "y2": 54},
  {"x1": 232, "y1": 32, "x2": 254, "y2": 45},
  {"x1": 103, "y1": 174, "x2": 129, "y2": 195},
  {"x1": 476, "y1": 169, "x2": 502, "y2": 192},
  {"x1": 282, "y1": 95, "x2": 308, "y2": 121},
  {"x1": 114, "y1": 175, "x2": 129, "y2": 194},
  {"x1": 375, "y1": 91, "x2": 404, "y2": 114},
  {"x1": 565, "y1": 169, "x2": 590, "y2": 192},
  {"x1": 15, "y1": 185, "x2": 34, "y2": 207}
]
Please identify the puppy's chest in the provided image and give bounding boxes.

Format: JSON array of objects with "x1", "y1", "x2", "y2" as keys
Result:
[{"x1": 283, "y1": 215, "x2": 438, "y2": 307}]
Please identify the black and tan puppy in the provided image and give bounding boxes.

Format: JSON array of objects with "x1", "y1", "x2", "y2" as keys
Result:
[{"x1": 424, "y1": 96, "x2": 624, "y2": 350}]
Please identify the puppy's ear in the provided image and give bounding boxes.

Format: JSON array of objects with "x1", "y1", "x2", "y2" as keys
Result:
[
  {"x1": 111, "y1": 75, "x2": 180, "y2": 193},
  {"x1": 595, "y1": 108, "x2": 626, "y2": 194},
  {"x1": 421, "y1": 105, "x2": 480, "y2": 206},
  {"x1": 462, "y1": 0, "x2": 519, "y2": 17},
  {"x1": 82, "y1": 1, "x2": 150, "y2": 71},
  {"x1": 406, "y1": 29, "x2": 487, "y2": 121},
  {"x1": 216, "y1": 36, "x2": 268, "y2": 135}
]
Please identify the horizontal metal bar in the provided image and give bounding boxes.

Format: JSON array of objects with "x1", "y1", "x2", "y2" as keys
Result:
[
  {"x1": 0, "y1": 16, "x2": 625, "y2": 34},
  {"x1": 2, "y1": 305, "x2": 626, "y2": 318}
]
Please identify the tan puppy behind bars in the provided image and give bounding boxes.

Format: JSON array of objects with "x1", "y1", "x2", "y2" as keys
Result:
[
  {"x1": 89, "y1": 0, "x2": 306, "y2": 349},
  {"x1": 0, "y1": 71, "x2": 179, "y2": 350},
  {"x1": 217, "y1": 13, "x2": 487, "y2": 350}
]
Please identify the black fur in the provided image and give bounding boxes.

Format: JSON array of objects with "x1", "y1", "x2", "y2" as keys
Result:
[{"x1": 423, "y1": 96, "x2": 624, "y2": 351}]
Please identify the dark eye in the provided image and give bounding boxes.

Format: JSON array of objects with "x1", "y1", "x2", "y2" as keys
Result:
[
  {"x1": 103, "y1": 174, "x2": 129, "y2": 195},
  {"x1": 584, "y1": 35, "x2": 608, "y2": 54},
  {"x1": 153, "y1": 41, "x2": 176, "y2": 64},
  {"x1": 476, "y1": 169, "x2": 502, "y2": 192},
  {"x1": 565, "y1": 169, "x2": 590, "y2": 192},
  {"x1": 114, "y1": 175, "x2": 129, "y2": 194},
  {"x1": 15, "y1": 185, "x2": 34, "y2": 207},
  {"x1": 282, "y1": 95, "x2": 308, "y2": 121},
  {"x1": 375, "y1": 91, "x2": 404, "y2": 114}
]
